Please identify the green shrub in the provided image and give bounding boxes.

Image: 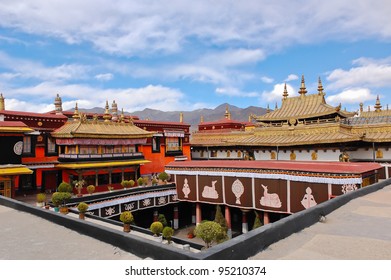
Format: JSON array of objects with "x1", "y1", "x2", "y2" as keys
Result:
[
  {"x1": 58, "y1": 182, "x2": 72, "y2": 193},
  {"x1": 194, "y1": 220, "x2": 223, "y2": 248},
  {"x1": 86, "y1": 185, "x2": 95, "y2": 194},
  {"x1": 162, "y1": 226, "x2": 174, "y2": 243},
  {"x1": 51, "y1": 192, "x2": 72, "y2": 207},
  {"x1": 120, "y1": 211, "x2": 134, "y2": 224},
  {"x1": 158, "y1": 214, "x2": 168, "y2": 227},
  {"x1": 137, "y1": 177, "x2": 144, "y2": 186},
  {"x1": 36, "y1": 193, "x2": 46, "y2": 203},
  {"x1": 77, "y1": 202, "x2": 89, "y2": 213},
  {"x1": 158, "y1": 172, "x2": 169, "y2": 182},
  {"x1": 252, "y1": 211, "x2": 263, "y2": 230},
  {"x1": 150, "y1": 221, "x2": 164, "y2": 236}
]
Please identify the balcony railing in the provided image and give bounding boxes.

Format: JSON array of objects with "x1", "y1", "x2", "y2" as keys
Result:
[{"x1": 58, "y1": 152, "x2": 144, "y2": 162}]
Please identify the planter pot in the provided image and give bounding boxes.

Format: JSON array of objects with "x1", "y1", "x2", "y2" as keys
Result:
[
  {"x1": 123, "y1": 223, "x2": 131, "y2": 233},
  {"x1": 36, "y1": 202, "x2": 45, "y2": 207},
  {"x1": 59, "y1": 206, "x2": 69, "y2": 214},
  {"x1": 79, "y1": 212, "x2": 85, "y2": 220},
  {"x1": 54, "y1": 207, "x2": 59, "y2": 212},
  {"x1": 44, "y1": 205, "x2": 50, "y2": 210}
]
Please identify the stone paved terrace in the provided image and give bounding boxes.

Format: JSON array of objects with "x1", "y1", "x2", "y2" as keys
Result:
[{"x1": 1, "y1": 184, "x2": 391, "y2": 260}]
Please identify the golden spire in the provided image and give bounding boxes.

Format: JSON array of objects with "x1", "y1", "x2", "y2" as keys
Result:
[
  {"x1": 0, "y1": 93, "x2": 4, "y2": 111},
  {"x1": 359, "y1": 102, "x2": 363, "y2": 113},
  {"x1": 275, "y1": 102, "x2": 278, "y2": 110},
  {"x1": 180, "y1": 112, "x2": 184, "y2": 123},
  {"x1": 200, "y1": 115, "x2": 204, "y2": 123},
  {"x1": 103, "y1": 100, "x2": 112, "y2": 122},
  {"x1": 54, "y1": 94, "x2": 63, "y2": 115},
  {"x1": 317, "y1": 77, "x2": 325, "y2": 96},
  {"x1": 266, "y1": 104, "x2": 270, "y2": 113},
  {"x1": 118, "y1": 108, "x2": 125, "y2": 123},
  {"x1": 374, "y1": 95, "x2": 382, "y2": 112},
  {"x1": 73, "y1": 102, "x2": 80, "y2": 121},
  {"x1": 224, "y1": 104, "x2": 230, "y2": 119},
  {"x1": 298, "y1": 75, "x2": 307, "y2": 96},
  {"x1": 282, "y1": 83, "x2": 288, "y2": 100}
]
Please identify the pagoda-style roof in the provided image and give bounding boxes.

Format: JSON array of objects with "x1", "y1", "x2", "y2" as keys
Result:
[
  {"x1": 256, "y1": 93, "x2": 354, "y2": 122},
  {"x1": 256, "y1": 76, "x2": 355, "y2": 123},
  {"x1": 52, "y1": 120, "x2": 154, "y2": 139}
]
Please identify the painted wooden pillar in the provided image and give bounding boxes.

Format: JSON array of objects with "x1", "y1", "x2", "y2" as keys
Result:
[
  {"x1": 191, "y1": 204, "x2": 196, "y2": 224},
  {"x1": 153, "y1": 210, "x2": 159, "y2": 222},
  {"x1": 263, "y1": 211, "x2": 270, "y2": 225},
  {"x1": 173, "y1": 206, "x2": 179, "y2": 229},
  {"x1": 242, "y1": 210, "x2": 248, "y2": 234},
  {"x1": 196, "y1": 203, "x2": 202, "y2": 225},
  {"x1": 95, "y1": 170, "x2": 98, "y2": 186},
  {"x1": 225, "y1": 206, "x2": 232, "y2": 239}
]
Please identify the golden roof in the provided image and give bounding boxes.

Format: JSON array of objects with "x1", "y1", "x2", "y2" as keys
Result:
[
  {"x1": 257, "y1": 93, "x2": 354, "y2": 122},
  {"x1": 52, "y1": 120, "x2": 154, "y2": 139}
]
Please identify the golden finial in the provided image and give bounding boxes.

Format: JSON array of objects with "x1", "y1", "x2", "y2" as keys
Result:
[
  {"x1": 359, "y1": 102, "x2": 363, "y2": 113},
  {"x1": 298, "y1": 75, "x2": 307, "y2": 96},
  {"x1": 119, "y1": 108, "x2": 125, "y2": 123},
  {"x1": 103, "y1": 100, "x2": 112, "y2": 122},
  {"x1": 266, "y1": 104, "x2": 270, "y2": 113},
  {"x1": 73, "y1": 102, "x2": 80, "y2": 121},
  {"x1": 111, "y1": 100, "x2": 118, "y2": 121},
  {"x1": 375, "y1": 95, "x2": 382, "y2": 112},
  {"x1": 180, "y1": 112, "x2": 184, "y2": 123},
  {"x1": 275, "y1": 102, "x2": 278, "y2": 110},
  {"x1": 224, "y1": 104, "x2": 230, "y2": 119},
  {"x1": 0, "y1": 93, "x2": 4, "y2": 111},
  {"x1": 92, "y1": 113, "x2": 98, "y2": 124},
  {"x1": 317, "y1": 77, "x2": 325, "y2": 96},
  {"x1": 200, "y1": 115, "x2": 204, "y2": 123},
  {"x1": 282, "y1": 83, "x2": 288, "y2": 100}
]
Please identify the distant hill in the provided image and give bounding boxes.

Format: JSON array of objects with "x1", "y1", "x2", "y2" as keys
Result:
[{"x1": 78, "y1": 103, "x2": 267, "y2": 129}]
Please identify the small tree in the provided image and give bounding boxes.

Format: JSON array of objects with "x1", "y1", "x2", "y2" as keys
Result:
[
  {"x1": 158, "y1": 214, "x2": 168, "y2": 227},
  {"x1": 150, "y1": 221, "x2": 164, "y2": 236},
  {"x1": 120, "y1": 211, "x2": 134, "y2": 224},
  {"x1": 128, "y1": 180, "x2": 135, "y2": 187},
  {"x1": 86, "y1": 185, "x2": 95, "y2": 195},
  {"x1": 252, "y1": 211, "x2": 263, "y2": 230},
  {"x1": 77, "y1": 202, "x2": 89, "y2": 213},
  {"x1": 194, "y1": 220, "x2": 223, "y2": 248},
  {"x1": 158, "y1": 172, "x2": 169, "y2": 183},
  {"x1": 58, "y1": 181, "x2": 72, "y2": 193},
  {"x1": 162, "y1": 226, "x2": 174, "y2": 244},
  {"x1": 214, "y1": 205, "x2": 228, "y2": 243}
]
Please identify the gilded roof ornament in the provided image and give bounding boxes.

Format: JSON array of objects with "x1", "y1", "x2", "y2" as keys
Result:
[
  {"x1": 275, "y1": 102, "x2": 278, "y2": 110},
  {"x1": 266, "y1": 104, "x2": 270, "y2": 113},
  {"x1": 374, "y1": 95, "x2": 382, "y2": 112},
  {"x1": 103, "y1": 100, "x2": 112, "y2": 123},
  {"x1": 119, "y1": 108, "x2": 125, "y2": 123},
  {"x1": 359, "y1": 102, "x2": 363, "y2": 113},
  {"x1": 73, "y1": 102, "x2": 80, "y2": 121},
  {"x1": 224, "y1": 105, "x2": 230, "y2": 119},
  {"x1": 54, "y1": 93, "x2": 63, "y2": 115},
  {"x1": 317, "y1": 77, "x2": 325, "y2": 96},
  {"x1": 282, "y1": 83, "x2": 289, "y2": 100},
  {"x1": 200, "y1": 115, "x2": 204, "y2": 123},
  {"x1": 298, "y1": 75, "x2": 307, "y2": 96},
  {"x1": 111, "y1": 100, "x2": 118, "y2": 121},
  {"x1": 0, "y1": 93, "x2": 4, "y2": 111}
]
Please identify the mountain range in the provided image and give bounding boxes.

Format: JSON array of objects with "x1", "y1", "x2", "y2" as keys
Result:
[{"x1": 80, "y1": 103, "x2": 267, "y2": 129}]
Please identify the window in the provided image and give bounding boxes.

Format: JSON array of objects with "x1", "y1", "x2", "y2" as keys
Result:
[
  {"x1": 152, "y1": 137, "x2": 161, "y2": 153},
  {"x1": 166, "y1": 137, "x2": 181, "y2": 152},
  {"x1": 104, "y1": 145, "x2": 114, "y2": 154},
  {"x1": 46, "y1": 136, "x2": 56, "y2": 155},
  {"x1": 23, "y1": 136, "x2": 32, "y2": 154}
]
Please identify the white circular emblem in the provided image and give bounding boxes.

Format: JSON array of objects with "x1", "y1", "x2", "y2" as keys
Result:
[{"x1": 14, "y1": 141, "x2": 23, "y2": 155}]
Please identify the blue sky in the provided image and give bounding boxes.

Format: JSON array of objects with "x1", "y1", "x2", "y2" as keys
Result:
[{"x1": 0, "y1": 0, "x2": 391, "y2": 115}]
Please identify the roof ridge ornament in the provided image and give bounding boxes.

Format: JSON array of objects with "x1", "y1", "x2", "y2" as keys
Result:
[
  {"x1": 282, "y1": 83, "x2": 288, "y2": 100},
  {"x1": 298, "y1": 75, "x2": 307, "y2": 96},
  {"x1": 103, "y1": 100, "x2": 112, "y2": 123},
  {"x1": 73, "y1": 102, "x2": 80, "y2": 121},
  {"x1": 374, "y1": 95, "x2": 382, "y2": 112},
  {"x1": 317, "y1": 77, "x2": 325, "y2": 96}
]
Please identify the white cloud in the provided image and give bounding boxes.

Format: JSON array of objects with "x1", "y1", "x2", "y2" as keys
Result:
[
  {"x1": 285, "y1": 74, "x2": 299, "y2": 81},
  {"x1": 327, "y1": 56, "x2": 391, "y2": 89},
  {"x1": 0, "y1": 1, "x2": 390, "y2": 56},
  {"x1": 326, "y1": 88, "x2": 376, "y2": 105},
  {"x1": 261, "y1": 76, "x2": 274, "y2": 84},
  {"x1": 95, "y1": 73, "x2": 114, "y2": 81},
  {"x1": 215, "y1": 87, "x2": 258, "y2": 97},
  {"x1": 260, "y1": 83, "x2": 296, "y2": 103},
  {"x1": 3, "y1": 82, "x2": 189, "y2": 112}
]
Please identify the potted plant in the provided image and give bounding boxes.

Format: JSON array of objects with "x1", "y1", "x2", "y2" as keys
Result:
[
  {"x1": 150, "y1": 221, "x2": 164, "y2": 237},
  {"x1": 73, "y1": 179, "x2": 86, "y2": 197},
  {"x1": 36, "y1": 193, "x2": 46, "y2": 207},
  {"x1": 187, "y1": 228, "x2": 195, "y2": 239},
  {"x1": 57, "y1": 181, "x2": 72, "y2": 193},
  {"x1": 77, "y1": 202, "x2": 89, "y2": 220},
  {"x1": 151, "y1": 178, "x2": 158, "y2": 186},
  {"x1": 158, "y1": 172, "x2": 169, "y2": 184},
  {"x1": 128, "y1": 179, "x2": 135, "y2": 188},
  {"x1": 162, "y1": 226, "x2": 174, "y2": 244},
  {"x1": 120, "y1": 211, "x2": 134, "y2": 232},
  {"x1": 194, "y1": 221, "x2": 223, "y2": 248},
  {"x1": 86, "y1": 185, "x2": 95, "y2": 195},
  {"x1": 51, "y1": 192, "x2": 72, "y2": 214},
  {"x1": 137, "y1": 177, "x2": 144, "y2": 187}
]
